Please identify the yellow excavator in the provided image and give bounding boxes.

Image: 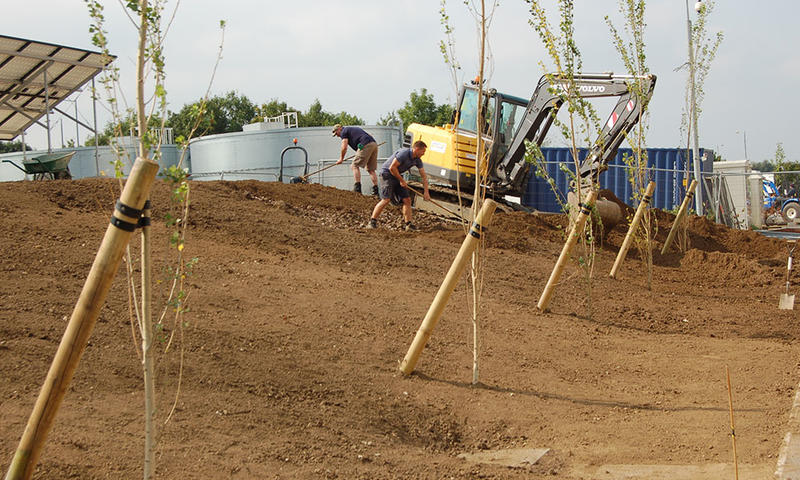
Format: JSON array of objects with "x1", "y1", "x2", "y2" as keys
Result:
[{"x1": 404, "y1": 72, "x2": 657, "y2": 211}]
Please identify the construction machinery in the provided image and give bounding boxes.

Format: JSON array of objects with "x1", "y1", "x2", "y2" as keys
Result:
[
  {"x1": 763, "y1": 177, "x2": 800, "y2": 223},
  {"x1": 404, "y1": 73, "x2": 656, "y2": 213}
]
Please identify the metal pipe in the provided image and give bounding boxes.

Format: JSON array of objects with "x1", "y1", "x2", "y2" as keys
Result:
[
  {"x1": 92, "y1": 77, "x2": 99, "y2": 176},
  {"x1": 75, "y1": 99, "x2": 79, "y2": 147},
  {"x1": 43, "y1": 68, "x2": 51, "y2": 154},
  {"x1": 687, "y1": 0, "x2": 703, "y2": 215}
]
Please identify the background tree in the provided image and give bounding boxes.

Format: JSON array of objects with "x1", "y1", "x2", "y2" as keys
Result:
[
  {"x1": 85, "y1": 113, "x2": 164, "y2": 146},
  {"x1": 377, "y1": 110, "x2": 402, "y2": 127},
  {"x1": 397, "y1": 88, "x2": 453, "y2": 129},
  {"x1": 0, "y1": 140, "x2": 33, "y2": 153},
  {"x1": 299, "y1": 99, "x2": 363, "y2": 127},
  {"x1": 168, "y1": 90, "x2": 255, "y2": 140},
  {"x1": 751, "y1": 159, "x2": 775, "y2": 172},
  {"x1": 772, "y1": 142, "x2": 800, "y2": 194},
  {"x1": 252, "y1": 99, "x2": 296, "y2": 122}
]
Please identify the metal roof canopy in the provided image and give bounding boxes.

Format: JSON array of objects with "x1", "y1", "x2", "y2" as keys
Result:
[{"x1": 0, "y1": 34, "x2": 114, "y2": 147}]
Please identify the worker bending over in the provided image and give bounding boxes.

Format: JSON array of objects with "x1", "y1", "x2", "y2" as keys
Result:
[
  {"x1": 367, "y1": 140, "x2": 430, "y2": 231},
  {"x1": 332, "y1": 124, "x2": 379, "y2": 196}
]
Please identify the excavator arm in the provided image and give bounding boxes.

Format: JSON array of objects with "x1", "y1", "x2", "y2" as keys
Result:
[{"x1": 491, "y1": 72, "x2": 656, "y2": 194}]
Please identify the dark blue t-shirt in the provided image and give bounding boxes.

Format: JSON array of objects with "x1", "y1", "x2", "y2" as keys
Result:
[
  {"x1": 340, "y1": 126, "x2": 376, "y2": 151},
  {"x1": 381, "y1": 148, "x2": 423, "y2": 175}
]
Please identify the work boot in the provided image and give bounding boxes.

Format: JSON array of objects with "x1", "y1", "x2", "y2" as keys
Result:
[
  {"x1": 372, "y1": 184, "x2": 379, "y2": 197},
  {"x1": 353, "y1": 182, "x2": 362, "y2": 194},
  {"x1": 404, "y1": 221, "x2": 418, "y2": 232},
  {"x1": 366, "y1": 218, "x2": 378, "y2": 229}
]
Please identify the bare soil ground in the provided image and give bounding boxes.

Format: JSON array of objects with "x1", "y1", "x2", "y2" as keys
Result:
[{"x1": 1, "y1": 178, "x2": 799, "y2": 479}]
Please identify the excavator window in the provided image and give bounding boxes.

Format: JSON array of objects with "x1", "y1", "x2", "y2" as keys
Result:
[{"x1": 457, "y1": 88, "x2": 479, "y2": 133}]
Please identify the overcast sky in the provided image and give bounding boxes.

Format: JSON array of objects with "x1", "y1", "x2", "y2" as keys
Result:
[{"x1": 2, "y1": 1, "x2": 798, "y2": 163}]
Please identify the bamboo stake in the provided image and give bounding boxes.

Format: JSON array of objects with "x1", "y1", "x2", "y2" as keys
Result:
[
  {"x1": 399, "y1": 199, "x2": 498, "y2": 375},
  {"x1": 610, "y1": 181, "x2": 656, "y2": 279},
  {"x1": 4, "y1": 158, "x2": 160, "y2": 480},
  {"x1": 537, "y1": 190, "x2": 598, "y2": 312},
  {"x1": 660, "y1": 179, "x2": 697, "y2": 255},
  {"x1": 726, "y1": 365, "x2": 739, "y2": 480}
]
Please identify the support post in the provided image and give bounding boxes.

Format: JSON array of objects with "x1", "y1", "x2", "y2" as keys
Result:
[
  {"x1": 399, "y1": 199, "x2": 498, "y2": 375},
  {"x1": 4, "y1": 158, "x2": 160, "y2": 480},
  {"x1": 141, "y1": 198, "x2": 156, "y2": 479},
  {"x1": 537, "y1": 190, "x2": 598, "y2": 312},
  {"x1": 610, "y1": 181, "x2": 656, "y2": 279},
  {"x1": 661, "y1": 179, "x2": 697, "y2": 255},
  {"x1": 749, "y1": 175, "x2": 763, "y2": 230},
  {"x1": 92, "y1": 77, "x2": 99, "y2": 176}
]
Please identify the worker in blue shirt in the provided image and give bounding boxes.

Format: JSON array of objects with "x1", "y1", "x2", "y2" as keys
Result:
[
  {"x1": 367, "y1": 140, "x2": 430, "y2": 231},
  {"x1": 332, "y1": 124, "x2": 379, "y2": 196}
]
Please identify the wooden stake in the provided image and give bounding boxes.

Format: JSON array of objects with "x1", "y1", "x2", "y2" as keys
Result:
[
  {"x1": 610, "y1": 181, "x2": 656, "y2": 279},
  {"x1": 399, "y1": 199, "x2": 498, "y2": 375},
  {"x1": 537, "y1": 190, "x2": 598, "y2": 312},
  {"x1": 660, "y1": 179, "x2": 697, "y2": 255},
  {"x1": 4, "y1": 158, "x2": 160, "y2": 480},
  {"x1": 726, "y1": 365, "x2": 739, "y2": 480}
]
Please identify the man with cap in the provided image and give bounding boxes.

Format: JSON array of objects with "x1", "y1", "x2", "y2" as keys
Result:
[
  {"x1": 332, "y1": 124, "x2": 379, "y2": 196},
  {"x1": 366, "y1": 140, "x2": 430, "y2": 231}
]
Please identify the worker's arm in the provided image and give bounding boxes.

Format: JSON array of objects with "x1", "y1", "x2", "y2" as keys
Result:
[
  {"x1": 418, "y1": 167, "x2": 431, "y2": 201},
  {"x1": 389, "y1": 159, "x2": 407, "y2": 188},
  {"x1": 335, "y1": 138, "x2": 348, "y2": 164}
]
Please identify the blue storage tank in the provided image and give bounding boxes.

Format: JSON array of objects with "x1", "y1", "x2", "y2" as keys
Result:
[{"x1": 522, "y1": 147, "x2": 713, "y2": 212}]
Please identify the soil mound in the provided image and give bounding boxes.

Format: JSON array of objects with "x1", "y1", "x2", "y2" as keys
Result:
[{"x1": 1, "y1": 178, "x2": 797, "y2": 479}]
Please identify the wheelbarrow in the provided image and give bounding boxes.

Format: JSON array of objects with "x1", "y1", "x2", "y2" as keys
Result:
[{"x1": 2, "y1": 151, "x2": 75, "y2": 180}]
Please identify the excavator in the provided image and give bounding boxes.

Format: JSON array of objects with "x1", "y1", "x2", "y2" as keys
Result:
[{"x1": 404, "y1": 72, "x2": 657, "y2": 222}]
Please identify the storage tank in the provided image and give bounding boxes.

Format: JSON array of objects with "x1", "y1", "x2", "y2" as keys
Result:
[
  {"x1": 187, "y1": 125, "x2": 403, "y2": 192},
  {"x1": 0, "y1": 142, "x2": 182, "y2": 182}
]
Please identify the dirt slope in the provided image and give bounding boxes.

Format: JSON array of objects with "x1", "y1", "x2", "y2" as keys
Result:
[{"x1": 1, "y1": 178, "x2": 799, "y2": 479}]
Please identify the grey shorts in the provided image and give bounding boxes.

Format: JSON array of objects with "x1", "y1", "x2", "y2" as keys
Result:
[
  {"x1": 353, "y1": 141, "x2": 378, "y2": 171},
  {"x1": 379, "y1": 172, "x2": 409, "y2": 205}
]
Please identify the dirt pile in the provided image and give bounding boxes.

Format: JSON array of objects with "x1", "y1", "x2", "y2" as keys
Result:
[{"x1": 1, "y1": 178, "x2": 799, "y2": 479}]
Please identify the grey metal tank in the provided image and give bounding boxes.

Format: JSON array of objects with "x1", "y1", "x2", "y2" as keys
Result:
[
  {"x1": 187, "y1": 125, "x2": 403, "y2": 192},
  {"x1": 0, "y1": 141, "x2": 183, "y2": 182}
]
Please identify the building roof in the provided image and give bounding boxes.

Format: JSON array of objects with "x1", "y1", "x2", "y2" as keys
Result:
[{"x1": 0, "y1": 34, "x2": 114, "y2": 141}]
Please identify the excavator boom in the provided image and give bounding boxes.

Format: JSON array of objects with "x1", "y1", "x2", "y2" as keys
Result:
[{"x1": 493, "y1": 72, "x2": 657, "y2": 194}]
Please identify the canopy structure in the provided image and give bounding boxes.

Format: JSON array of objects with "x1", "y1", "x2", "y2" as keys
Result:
[{"x1": 0, "y1": 34, "x2": 114, "y2": 148}]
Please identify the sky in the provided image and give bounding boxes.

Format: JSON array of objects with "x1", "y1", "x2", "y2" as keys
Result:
[{"x1": 2, "y1": 0, "x2": 798, "y2": 164}]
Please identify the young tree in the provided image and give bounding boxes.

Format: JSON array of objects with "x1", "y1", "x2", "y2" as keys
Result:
[
  {"x1": 85, "y1": 2, "x2": 223, "y2": 479},
  {"x1": 524, "y1": 0, "x2": 603, "y2": 318},
  {"x1": 606, "y1": 0, "x2": 656, "y2": 288},
  {"x1": 680, "y1": 0, "x2": 723, "y2": 212}
]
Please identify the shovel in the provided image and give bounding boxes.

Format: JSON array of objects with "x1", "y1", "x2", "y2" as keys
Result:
[
  {"x1": 406, "y1": 185, "x2": 464, "y2": 221},
  {"x1": 779, "y1": 240, "x2": 797, "y2": 310},
  {"x1": 291, "y1": 141, "x2": 386, "y2": 183}
]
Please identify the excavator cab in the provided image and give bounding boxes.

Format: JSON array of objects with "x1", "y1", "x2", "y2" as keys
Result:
[
  {"x1": 406, "y1": 84, "x2": 529, "y2": 192},
  {"x1": 453, "y1": 85, "x2": 529, "y2": 161},
  {"x1": 405, "y1": 72, "x2": 656, "y2": 200}
]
